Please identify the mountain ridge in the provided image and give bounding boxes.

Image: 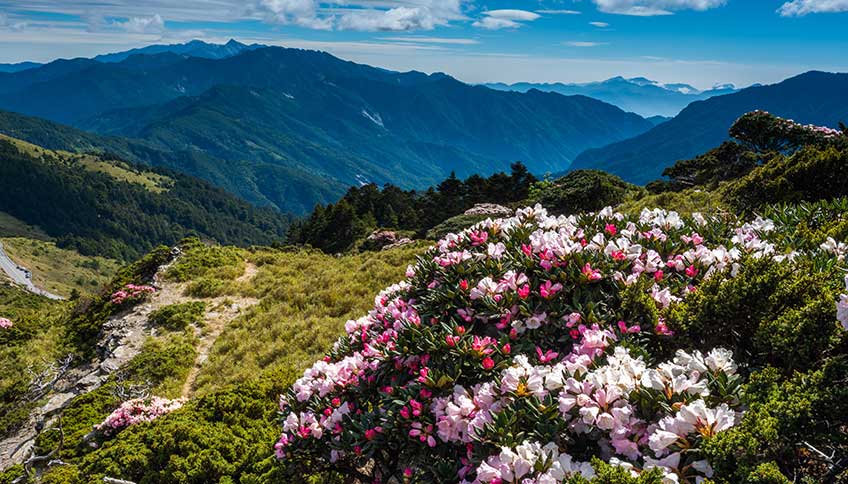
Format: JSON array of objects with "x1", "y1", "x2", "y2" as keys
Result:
[
  {"x1": 569, "y1": 70, "x2": 848, "y2": 184},
  {"x1": 484, "y1": 76, "x2": 738, "y2": 117},
  {"x1": 0, "y1": 45, "x2": 653, "y2": 214}
]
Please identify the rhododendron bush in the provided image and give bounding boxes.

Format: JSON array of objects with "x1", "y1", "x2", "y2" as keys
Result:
[
  {"x1": 110, "y1": 283, "x2": 156, "y2": 306},
  {"x1": 94, "y1": 396, "x2": 185, "y2": 436},
  {"x1": 277, "y1": 206, "x2": 847, "y2": 483}
]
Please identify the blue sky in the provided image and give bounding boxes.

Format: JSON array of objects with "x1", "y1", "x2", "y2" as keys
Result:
[{"x1": 1, "y1": 0, "x2": 847, "y2": 88}]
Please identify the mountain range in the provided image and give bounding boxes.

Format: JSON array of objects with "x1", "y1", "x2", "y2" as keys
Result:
[
  {"x1": 569, "y1": 71, "x2": 848, "y2": 184},
  {"x1": 0, "y1": 43, "x2": 653, "y2": 214},
  {"x1": 485, "y1": 77, "x2": 739, "y2": 117}
]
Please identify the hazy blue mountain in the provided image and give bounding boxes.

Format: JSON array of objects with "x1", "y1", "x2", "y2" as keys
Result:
[
  {"x1": 94, "y1": 39, "x2": 264, "y2": 63},
  {"x1": 569, "y1": 71, "x2": 848, "y2": 185},
  {"x1": 0, "y1": 45, "x2": 653, "y2": 214},
  {"x1": 484, "y1": 77, "x2": 738, "y2": 117},
  {"x1": 0, "y1": 61, "x2": 41, "y2": 73},
  {"x1": 646, "y1": 115, "x2": 671, "y2": 126}
]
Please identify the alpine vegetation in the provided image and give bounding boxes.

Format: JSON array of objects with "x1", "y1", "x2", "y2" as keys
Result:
[{"x1": 276, "y1": 205, "x2": 848, "y2": 483}]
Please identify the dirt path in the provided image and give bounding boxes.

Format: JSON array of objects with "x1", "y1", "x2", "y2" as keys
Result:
[
  {"x1": 1, "y1": 258, "x2": 260, "y2": 467},
  {"x1": 180, "y1": 262, "x2": 259, "y2": 398}
]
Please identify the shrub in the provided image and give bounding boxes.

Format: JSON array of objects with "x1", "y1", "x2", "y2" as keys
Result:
[
  {"x1": 275, "y1": 205, "x2": 847, "y2": 482},
  {"x1": 723, "y1": 146, "x2": 848, "y2": 211},
  {"x1": 148, "y1": 301, "x2": 206, "y2": 331},
  {"x1": 165, "y1": 238, "x2": 244, "y2": 282},
  {"x1": 184, "y1": 277, "x2": 227, "y2": 298},
  {"x1": 528, "y1": 170, "x2": 643, "y2": 215}
]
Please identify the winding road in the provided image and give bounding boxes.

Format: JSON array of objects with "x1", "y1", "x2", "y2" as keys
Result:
[{"x1": 0, "y1": 240, "x2": 64, "y2": 300}]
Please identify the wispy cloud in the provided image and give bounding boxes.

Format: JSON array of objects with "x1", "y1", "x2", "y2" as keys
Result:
[
  {"x1": 536, "y1": 9, "x2": 582, "y2": 14},
  {"x1": 591, "y1": 0, "x2": 726, "y2": 16},
  {"x1": 778, "y1": 0, "x2": 848, "y2": 16},
  {"x1": 114, "y1": 14, "x2": 165, "y2": 34},
  {"x1": 589, "y1": 21, "x2": 610, "y2": 27},
  {"x1": 563, "y1": 40, "x2": 608, "y2": 46},
  {"x1": 379, "y1": 36, "x2": 479, "y2": 44},
  {"x1": 473, "y1": 9, "x2": 541, "y2": 29}
]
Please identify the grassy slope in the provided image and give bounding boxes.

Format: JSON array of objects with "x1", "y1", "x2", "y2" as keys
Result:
[
  {"x1": 0, "y1": 133, "x2": 172, "y2": 193},
  {"x1": 0, "y1": 211, "x2": 49, "y2": 240},
  {"x1": 1, "y1": 237, "x2": 121, "y2": 297}
]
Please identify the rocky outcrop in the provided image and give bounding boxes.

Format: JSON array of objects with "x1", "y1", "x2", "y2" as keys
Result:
[
  {"x1": 362, "y1": 230, "x2": 414, "y2": 251},
  {"x1": 463, "y1": 203, "x2": 512, "y2": 217}
]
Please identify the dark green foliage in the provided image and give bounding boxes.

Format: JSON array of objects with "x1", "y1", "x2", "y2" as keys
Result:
[
  {"x1": 528, "y1": 170, "x2": 643, "y2": 215},
  {"x1": 658, "y1": 141, "x2": 758, "y2": 191},
  {"x1": 566, "y1": 460, "x2": 664, "y2": 483},
  {"x1": 724, "y1": 146, "x2": 848, "y2": 210},
  {"x1": 665, "y1": 257, "x2": 846, "y2": 374},
  {"x1": 703, "y1": 360, "x2": 848, "y2": 483},
  {"x1": 75, "y1": 378, "x2": 291, "y2": 484},
  {"x1": 289, "y1": 163, "x2": 537, "y2": 252},
  {"x1": 0, "y1": 138, "x2": 290, "y2": 261},
  {"x1": 662, "y1": 248, "x2": 847, "y2": 481},
  {"x1": 148, "y1": 302, "x2": 206, "y2": 331},
  {"x1": 728, "y1": 110, "x2": 840, "y2": 154},
  {"x1": 36, "y1": 383, "x2": 122, "y2": 461}
]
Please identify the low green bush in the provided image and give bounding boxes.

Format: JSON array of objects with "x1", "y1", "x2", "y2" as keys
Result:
[
  {"x1": 527, "y1": 170, "x2": 644, "y2": 215},
  {"x1": 148, "y1": 301, "x2": 206, "y2": 331}
]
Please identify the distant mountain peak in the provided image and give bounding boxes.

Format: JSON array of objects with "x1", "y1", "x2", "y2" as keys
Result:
[
  {"x1": 93, "y1": 39, "x2": 264, "y2": 64},
  {"x1": 483, "y1": 76, "x2": 738, "y2": 117},
  {"x1": 627, "y1": 77, "x2": 659, "y2": 86},
  {"x1": 711, "y1": 82, "x2": 736, "y2": 91}
]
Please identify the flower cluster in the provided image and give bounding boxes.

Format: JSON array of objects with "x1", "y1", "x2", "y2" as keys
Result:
[
  {"x1": 276, "y1": 205, "x2": 845, "y2": 483},
  {"x1": 0, "y1": 317, "x2": 11, "y2": 329},
  {"x1": 838, "y1": 275, "x2": 848, "y2": 332},
  {"x1": 742, "y1": 110, "x2": 844, "y2": 140},
  {"x1": 95, "y1": 396, "x2": 185, "y2": 436},
  {"x1": 110, "y1": 283, "x2": 156, "y2": 305}
]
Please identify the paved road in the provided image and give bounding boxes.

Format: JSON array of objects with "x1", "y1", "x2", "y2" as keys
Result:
[{"x1": 0, "y1": 241, "x2": 64, "y2": 300}]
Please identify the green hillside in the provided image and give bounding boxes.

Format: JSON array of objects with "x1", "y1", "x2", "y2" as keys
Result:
[
  {"x1": 0, "y1": 47, "x2": 654, "y2": 214},
  {"x1": 0, "y1": 135, "x2": 291, "y2": 260}
]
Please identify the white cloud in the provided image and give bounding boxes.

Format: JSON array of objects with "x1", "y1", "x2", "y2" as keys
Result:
[
  {"x1": 592, "y1": 0, "x2": 726, "y2": 16},
  {"x1": 472, "y1": 16, "x2": 520, "y2": 29},
  {"x1": 0, "y1": 11, "x2": 28, "y2": 31},
  {"x1": 114, "y1": 14, "x2": 165, "y2": 34},
  {"x1": 778, "y1": 0, "x2": 848, "y2": 16},
  {"x1": 484, "y1": 9, "x2": 542, "y2": 21},
  {"x1": 337, "y1": 7, "x2": 443, "y2": 31},
  {"x1": 379, "y1": 36, "x2": 479, "y2": 44},
  {"x1": 473, "y1": 9, "x2": 540, "y2": 29},
  {"x1": 563, "y1": 40, "x2": 608, "y2": 46},
  {"x1": 536, "y1": 9, "x2": 582, "y2": 14},
  {"x1": 589, "y1": 21, "x2": 610, "y2": 26},
  {"x1": 250, "y1": 0, "x2": 332, "y2": 29}
]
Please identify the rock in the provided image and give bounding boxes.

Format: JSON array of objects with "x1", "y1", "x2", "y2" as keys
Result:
[
  {"x1": 42, "y1": 392, "x2": 77, "y2": 416},
  {"x1": 463, "y1": 203, "x2": 512, "y2": 217},
  {"x1": 366, "y1": 230, "x2": 400, "y2": 247},
  {"x1": 382, "y1": 238, "x2": 414, "y2": 251}
]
